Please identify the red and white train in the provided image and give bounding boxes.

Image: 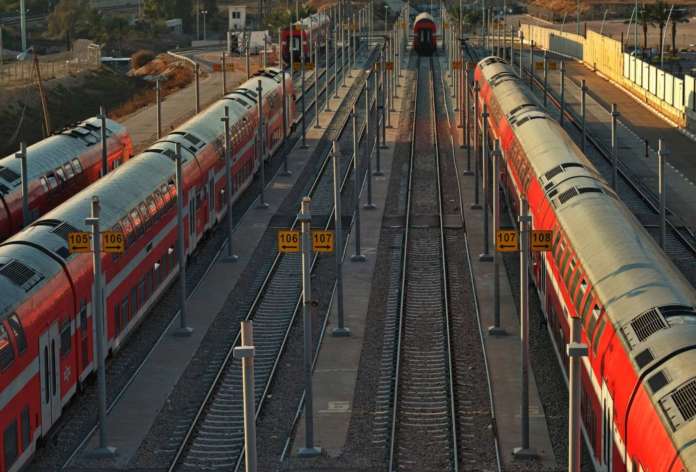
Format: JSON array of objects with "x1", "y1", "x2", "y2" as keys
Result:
[
  {"x1": 413, "y1": 12, "x2": 437, "y2": 56},
  {"x1": 0, "y1": 118, "x2": 132, "y2": 241},
  {"x1": 0, "y1": 67, "x2": 295, "y2": 472},
  {"x1": 476, "y1": 56, "x2": 696, "y2": 471},
  {"x1": 280, "y1": 12, "x2": 331, "y2": 63}
]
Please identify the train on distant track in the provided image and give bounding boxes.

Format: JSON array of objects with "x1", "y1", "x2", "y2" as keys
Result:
[
  {"x1": 0, "y1": 118, "x2": 132, "y2": 241},
  {"x1": 413, "y1": 12, "x2": 437, "y2": 56},
  {"x1": 280, "y1": 12, "x2": 331, "y2": 63},
  {"x1": 0, "y1": 67, "x2": 295, "y2": 472},
  {"x1": 475, "y1": 56, "x2": 696, "y2": 471}
]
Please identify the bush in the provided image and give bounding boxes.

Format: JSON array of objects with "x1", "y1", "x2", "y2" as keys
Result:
[{"x1": 131, "y1": 49, "x2": 155, "y2": 69}]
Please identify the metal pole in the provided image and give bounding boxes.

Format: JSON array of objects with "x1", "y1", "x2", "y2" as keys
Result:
[
  {"x1": 529, "y1": 40, "x2": 534, "y2": 87},
  {"x1": 246, "y1": 41, "x2": 250, "y2": 79},
  {"x1": 567, "y1": 317, "x2": 588, "y2": 472},
  {"x1": 560, "y1": 61, "x2": 566, "y2": 127},
  {"x1": 489, "y1": 141, "x2": 505, "y2": 335},
  {"x1": 324, "y1": 26, "x2": 331, "y2": 112},
  {"x1": 334, "y1": 25, "x2": 339, "y2": 99},
  {"x1": 85, "y1": 197, "x2": 116, "y2": 457},
  {"x1": 20, "y1": 0, "x2": 27, "y2": 51},
  {"x1": 519, "y1": 31, "x2": 523, "y2": 77},
  {"x1": 365, "y1": 76, "x2": 376, "y2": 209},
  {"x1": 658, "y1": 139, "x2": 667, "y2": 250},
  {"x1": 611, "y1": 104, "x2": 619, "y2": 191},
  {"x1": 314, "y1": 43, "x2": 320, "y2": 128},
  {"x1": 257, "y1": 80, "x2": 270, "y2": 209},
  {"x1": 222, "y1": 107, "x2": 239, "y2": 262},
  {"x1": 480, "y1": 104, "x2": 492, "y2": 261},
  {"x1": 195, "y1": 63, "x2": 200, "y2": 114},
  {"x1": 581, "y1": 80, "x2": 587, "y2": 152},
  {"x1": 97, "y1": 108, "x2": 108, "y2": 177},
  {"x1": 381, "y1": 47, "x2": 388, "y2": 142},
  {"x1": 298, "y1": 197, "x2": 321, "y2": 457},
  {"x1": 464, "y1": 60, "x2": 472, "y2": 173},
  {"x1": 174, "y1": 144, "x2": 193, "y2": 337},
  {"x1": 332, "y1": 143, "x2": 350, "y2": 337},
  {"x1": 155, "y1": 80, "x2": 162, "y2": 139},
  {"x1": 222, "y1": 52, "x2": 228, "y2": 95},
  {"x1": 281, "y1": 53, "x2": 288, "y2": 141},
  {"x1": 350, "y1": 107, "x2": 366, "y2": 262},
  {"x1": 15, "y1": 143, "x2": 29, "y2": 227},
  {"x1": 300, "y1": 36, "x2": 307, "y2": 149},
  {"x1": 234, "y1": 322, "x2": 257, "y2": 472},
  {"x1": 471, "y1": 83, "x2": 481, "y2": 209},
  {"x1": 543, "y1": 51, "x2": 548, "y2": 107}
]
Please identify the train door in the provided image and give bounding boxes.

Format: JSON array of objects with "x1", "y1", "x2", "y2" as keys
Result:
[
  {"x1": 39, "y1": 322, "x2": 61, "y2": 435},
  {"x1": 601, "y1": 381, "x2": 614, "y2": 471},
  {"x1": 208, "y1": 177, "x2": 215, "y2": 225},
  {"x1": 419, "y1": 28, "x2": 432, "y2": 48}
]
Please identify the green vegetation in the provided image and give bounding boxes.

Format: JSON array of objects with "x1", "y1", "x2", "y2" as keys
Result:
[
  {"x1": 264, "y1": 4, "x2": 318, "y2": 33},
  {"x1": 627, "y1": 2, "x2": 690, "y2": 53}
]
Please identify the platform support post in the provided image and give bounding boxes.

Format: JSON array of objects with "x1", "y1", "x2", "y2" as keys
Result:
[
  {"x1": 519, "y1": 31, "x2": 524, "y2": 77},
  {"x1": 543, "y1": 51, "x2": 548, "y2": 107},
  {"x1": 334, "y1": 25, "x2": 339, "y2": 98},
  {"x1": 658, "y1": 139, "x2": 668, "y2": 250},
  {"x1": 85, "y1": 196, "x2": 117, "y2": 458},
  {"x1": 529, "y1": 40, "x2": 534, "y2": 87},
  {"x1": 365, "y1": 77, "x2": 376, "y2": 209},
  {"x1": 324, "y1": 26, "x2": 331, "y2": 112},
  {"x1": 173, "y1": 144, "x2": 194, "y2": 338},
  {"x1": 480, "y1": 104, "x2": 492, "y2": 262},
  {"x1": 581, "y1": 80, "x2": 587, "y2": 152},
  {"x1": 611, "y1": 103, "x2": 620, "y2": 191},
  {"x1": 15, "y1": 142, "x2": 29, "y2": 227},
  {"x1": 298, "y1": 197, "x2": 321, "y2": 458},
  {"x1": 332, "y1": 143, "x2": 351, "y2": 337},
  {"x1": 567, "y1": 317, "x2": 588, "y2": 472},
  {"x1": 246, "y1": 41, "x2": 250, "y2": 79},
  {"x1": 195, "y1": 63, "x2": 200, "y2": 114},
  {"x1": 301, "y1": 26, "x2": 308, "y2": 149},
  {"x1": 560, "y1": 60, "x2": 566, "y2": 128},
  {"x1": 222, "y1": 52, "x2": 227, "y2": 96},
  {"x1": 221, "y1": 107, "x2": 239, "y2": 263},
  {"x1": 471, "y1": 82, "x2": 482, "y2": 210},
  {"x1": 155, "y1": 81, "x2": 162, "y2": 139},
  {"x1": 257, "y1": 80, "x2": 270, "y2": 209},
  {"x1": 512, "y1": 197, "x2": 537, "y2": 460},
  {"x1": 315, "y1": 43, "x2": 320, "y2": 128},
  {"x1": 463, "y1": 59, "x2": 472, "y2": 173},
  {"x1": 233, "y1": 321, "x2": 257, "y2": 472},
  {"x1": 99, "y1": 107, "x2": 108, "y2": 176},
  {"x1": 489, "y1": 140, "x2": 506, "y2": 336},
  {"x1": 351, "y1": 107, "x2": 366, "y2": 262}
]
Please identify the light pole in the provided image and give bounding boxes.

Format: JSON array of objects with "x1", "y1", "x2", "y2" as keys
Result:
[{"x1": 201, "y1": 10, "x2": 208, "y2": 41}]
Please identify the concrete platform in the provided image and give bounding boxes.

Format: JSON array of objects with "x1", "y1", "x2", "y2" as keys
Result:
[
  {"x1": 68, "y1": 60, "x2": 366, "y2": 469},
  {"x1": 290, "y1": 65, "x2": 408, "y2": 458}
]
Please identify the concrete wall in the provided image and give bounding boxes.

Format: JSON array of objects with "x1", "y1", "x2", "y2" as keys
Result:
[{"x1": 520, "y1": 23, "x2": 692, "y2": 128}]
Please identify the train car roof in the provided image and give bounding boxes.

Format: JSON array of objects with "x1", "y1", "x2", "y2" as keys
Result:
[
  {"x1": 0, "y1": 117, "x2": 125, "y2": 190},
  {"x1": 414, "y1": 12, "x2": 435, "y2": 25},
  {"x1": 293, "y1": 12, "x2": 330, "y2": 30}
]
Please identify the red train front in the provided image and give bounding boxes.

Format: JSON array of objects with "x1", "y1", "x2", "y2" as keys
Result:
[
  {"x1": 413, "y1": 12, "x2": 437, "y2": 56},
  {"x1": 475, "y1": 56, "x2": 696, "y2": 471},
  {"x1": 280, "y1": 12, "x2": 331, "y2": 64}
]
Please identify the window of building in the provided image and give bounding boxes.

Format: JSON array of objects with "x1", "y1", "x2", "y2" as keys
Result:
[
  {"x1": 0, "y1": 323, "x2": 15, "y2": 371},
  {"x1": 60, "y1": 319, "x2": 71, "y2": 357},
  {"x1": 7, "y1": 314, "x2": 26, "y2": 355},
  {"x1": 3, "y1": 420, "x2": 18, "y2": 469}
]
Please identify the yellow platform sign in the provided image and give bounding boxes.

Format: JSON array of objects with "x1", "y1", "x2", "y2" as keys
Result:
[
  {"x1": 452, "y1": 60, "x2": 462, "y2": 69},
  {"x1": 531, "y1": 230, "x2": 553, "y2": 252},
  {"x1": 68, "y1": 232, "x2": 91, "y2": 253},
  {"x1": 278, "y1": 230, "x2": 301, "y2": 252},
  {"x1": 102, "y1": 231, "x2": 125, "y2": 254},
  {"x1": 496, "y1": 229, "x2": 519, "y2": 252},
  {"x1": 312, "y1": 230, "x2": 334, "y2": 252}
]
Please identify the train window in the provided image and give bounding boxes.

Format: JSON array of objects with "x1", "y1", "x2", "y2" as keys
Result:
[
  {"x1": 21, "y1": 407, "x2": 29, "y2": 450},
  {"x1": 55, "y1": 167, "x2": 67, "y2": 183},
  {"x1": 129, "y1": 209, "x2": 143, "y2": 233},
  {"x1": 587, "y1": 305, "x2": 601, "y2": 338},
  {"x1": 564, "y1": 259, "x2": 577, "y2": 285},
  {"x1": 3, "y1": 419, "x2": 18, "y2": 469},
  {"x1": 555, "y1": 240, "x2": 566, "y2": 264},
  {"x1": 40, "y1": 177, "x2": 49, "y2": 192},
  {"x1": 592, "y1": 318, "x2": 607, "y2": 355},
  {"x1": 130, "y1": 287, "x2": 137, "y2": 320},
  {"x1": 63, "y1": 162, "x2": 75, "y2": 179},
  {"x1": 552, "y1": 232, "x2": 562, "y2": 256},
  {"x1": 559, "y1": 251, "x2": 572, "y2": 276},
  {"x1": 146, "y1": 198, "x2": 158, "y2": 220},
  {"x1": 7, "y1": 314, "x2": 26, "y2": 355},
  {"x1": 60, "y1": 319, "x2": 71, "y2": 357},
  {"x1": 80, "y1": 301, "x2": 87, "y2": 333},
  {"x1": 46, "y1": 174, "x2": 57, "y2": 189},
  {"x1": 152, "y1": 192, "x2": 164, "y2": 212},
  {"x1": 581, "y1": 290, "x2": 596, "y2": 323},
  {"x1": 138, "y1": 203, "x2": 151, "y2": 227},
  {"x1": 120, "y1": 299, "x2": 128, "y2": 333},
  {"x1": 574, "y1": 280, "x2": 587, "y2": 309},
  {"x1": 0, "y1": 323, "x2": 15, "y2": 370},
  {"x1": 119, "y1": 218, "x2": 133, "y2": 245},
  {"x1": 71, "y1": 158, "x2": 83, "y2": 174},
  {"x1": 138, "y1": 279, "x2": 145, "y2": 310}
]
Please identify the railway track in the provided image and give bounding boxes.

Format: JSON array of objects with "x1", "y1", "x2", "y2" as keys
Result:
[
  {"x1": 49, "y1": 44, "x2": 365, "y2": 471},
  {"x1": 387, "y1": 56, "x2": 457, "y2": 472},
  {"x1": 463, "y1": 44, "x2": 696, "y2": 283},
  {"x1": 168, "y1": 54, "x2": 379, "y2": 472}
]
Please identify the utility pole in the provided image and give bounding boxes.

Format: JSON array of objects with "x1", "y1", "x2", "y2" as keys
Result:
[
  {"x1": 332, "y1": 142, "x2": 350, "y2": 337},
  {"x1": 256, "y1": 80, "x2": 269, "y2": 209},
  {"x1": 15, "y1": 143, "x2": 29, "y2": 227},
  {"x1": 351, "y1": 107, "x2": 366, "y2": 262},
  {"x1": 611, "y1": 104, "x2": 620, "y2": 191},
  {"x1": 658, "y1": 139, "x2": 667, "y2": 250},
  {"x1": 567, "y1": 317, "x2": 588, "y2": 472},
  {"x1": 221, "y1": 106, "x2": 239, "y2": 263},
  {"x1": 155, "y1": 80, "x2": 162, "y2": 139},
  {"x1": 20, "y1": 0, "x2": 27, "y2": 51},
  {"x1": 174, "y1": 144, "x2": 193, "y2": 337},
  {"x1": 480, "y1": 105, "x2": 492, "y2": 261},
  {"x1": 489, "y1": 141, "x2": 506, "y2": 336},
  {"x1": 233, "y1": 321, "x2": 257, "y2": 472},
  {"x1": 99, "y1": 107, "x2": 108, "y2": 176}
]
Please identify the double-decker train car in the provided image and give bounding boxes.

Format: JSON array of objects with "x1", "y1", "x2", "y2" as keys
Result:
[
  {"x1": 281, "y1": 12, "x2": 331, "y2": 63},
  {"x1": 0, "y1": 118, "x2": 132, "y2": 241},
  {"x1": 475, "y1": 56, "x2": 696, "y2": 471},
  {"x1": 413, "y1": 12, "x2": 437, "y2": 56},
  {"x1": 0, "y1": 67, "x2": 295, "y2": 472}
]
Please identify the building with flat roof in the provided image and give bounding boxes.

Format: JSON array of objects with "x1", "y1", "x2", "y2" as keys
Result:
[{"x1": 228, "y1": 5, "x2": 247, "y2": 30}]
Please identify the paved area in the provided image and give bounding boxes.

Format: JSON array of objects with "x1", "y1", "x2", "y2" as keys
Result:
[
  {"x1": 69, "y1": 63, "x2": 363, "y2": 469},
  {"x1": 290, "y1": 63, "x2": 406, "y2": 458}
]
